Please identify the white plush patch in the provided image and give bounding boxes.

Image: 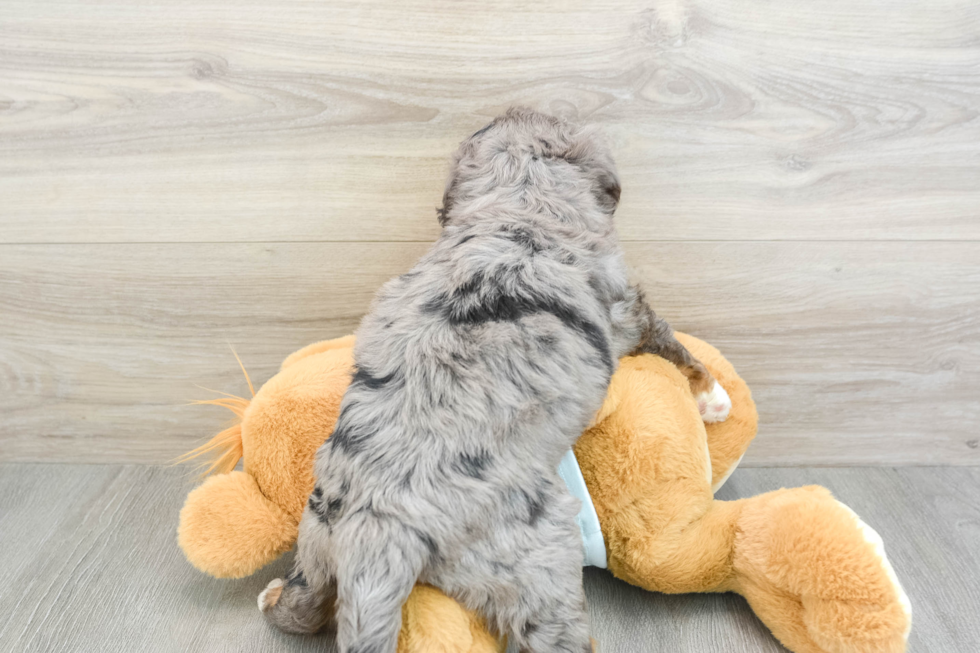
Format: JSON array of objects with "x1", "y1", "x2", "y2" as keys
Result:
[
  {"x1": 697, "y1": 381, "x2": 731, "y2": 423},
  {"x1": 258, "y1": 577, "x2": 284, "y2": 612},
  {"x1": 837, "y1": 502, "x2": 913, "y2": 640},
  {"x1": 711, "y1": 453, "x2": 744, "y2": 494}
]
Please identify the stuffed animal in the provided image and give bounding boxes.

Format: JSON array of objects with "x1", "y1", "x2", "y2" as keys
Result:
[{"x1": 178, "y1": 334, "x2": 911, "y2": 653}]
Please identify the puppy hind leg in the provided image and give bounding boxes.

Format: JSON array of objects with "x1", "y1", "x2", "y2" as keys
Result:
[
  {"x1": 514, "y1": 585, "x2": 592, "y2": 653},
  {"x1": 333, "y1": 520, "x2": 429, "y2": 653},
  {"x1": 471, "y1": 529, "x2": 591, "y2": 652},
  {"x1": 259, "y1": 561, "x2": 336, "y2": 635}
]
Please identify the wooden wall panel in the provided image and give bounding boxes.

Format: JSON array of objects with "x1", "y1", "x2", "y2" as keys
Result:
[
  {"x1": 1, "y1": 0, "x2": 978, "y2": 464},
  {"x1": 1, "y1": 0, "x2": 978, "y2": 243},
  {"x1": 1, "y1": 242, "x2": 977, "y2": 464}
]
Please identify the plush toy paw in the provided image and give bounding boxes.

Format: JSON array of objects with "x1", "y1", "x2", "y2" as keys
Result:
[
  {"x1": 830, "y1": 503, "x2": 913, "y2": 645},
  {"x1": 258, "y1": 578, "x2": 284, "y2": 612},
  {"x1": 696, "y1": 381, "x2": 731, "y2": 423},
  {"x1": 736, "y1": 487, "x2": 911, "y2": 653}
]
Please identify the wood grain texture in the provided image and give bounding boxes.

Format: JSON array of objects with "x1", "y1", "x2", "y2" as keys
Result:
[
  {"x1": 1, "y1": 464, "x2": 977, "y2": 652},
  {"x1": 1, "y1": 0, "x2": 979, "y2": 243},
  {"x1": 0, "y1": 242, "x2": 427, "y2": 463},
  {"x1": 2, "y1": 241, "x2": 978, "y2": 465},
  {"x1": 2, "y1": 0, "x2": 979, "y2": 466}
]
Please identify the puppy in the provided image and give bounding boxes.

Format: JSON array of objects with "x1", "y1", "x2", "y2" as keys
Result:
[{"x1": 259, "y1": 107, "x2": 731, "y2": 652}]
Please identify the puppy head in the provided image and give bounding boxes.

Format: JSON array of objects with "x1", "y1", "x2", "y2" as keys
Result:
[{"x1": 437, "y1": 107, "x2": 621, "y2": 227}]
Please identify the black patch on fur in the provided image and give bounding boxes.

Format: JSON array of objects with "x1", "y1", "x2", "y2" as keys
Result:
[
  {"x1": 453, "y1": 270, "x2": 486, "y2": 301},
  {"x1": 453, "y1": 450, "x2": 491, "y2": 480},
  {"x1": 329, "y1": 411, "x2": 372, "y2": 455},
  {"x1": 308, "y1": 486, "x2": 325, "y2": 523},
  {"x1": 286, "y1": 569, "x2": 308, "y2": 588},
  {"x1": 522, "y1": 621, "x2": 538, "y2": 638},
  {"x1": 502, "y1": 227, "x2": 544, "y2": 254},
  {"x1": 423, "y1": 269, "x2": 614, "y2": 372},
  {"x1": 465, "y1": 297, "x2": 609, "y2": 371},
  {"x1": 410, "y1": 526, "x2": 440, "y2": 560},
  {"x1": 310, "y1": 481, "x2": 348, "y2": 526},
  {"x1": 350, "y1": 366, "x2": 395, "y2": 390},
  {"x1": 557, "y1": 308, "x2": 613, "y2": 372},
  {"x1": 525, "y1": 490, "x2": 545, "y2": 526},
  {"x1": 309, "y1": 498, "x2": 328, "y2": 526},
  {"x1": 326, "y1": 496, "x2": 344, "y2": 520},
  {"x1": 518, "y1": 481, "x2": 549, "y2": 526}
]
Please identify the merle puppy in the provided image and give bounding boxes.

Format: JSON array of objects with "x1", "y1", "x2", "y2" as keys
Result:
[{"x1": 258, "y1": 107, "x2": 731, "y2": 652}]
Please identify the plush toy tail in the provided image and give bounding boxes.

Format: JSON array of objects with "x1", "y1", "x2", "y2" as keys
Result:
[{"x1": 175, "y1": 348, "x2": 254, "y2": 476}]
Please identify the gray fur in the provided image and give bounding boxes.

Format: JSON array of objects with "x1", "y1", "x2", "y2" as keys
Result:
[{"x1": 260, "y1": 107, "x2": 715, "y2": 653}]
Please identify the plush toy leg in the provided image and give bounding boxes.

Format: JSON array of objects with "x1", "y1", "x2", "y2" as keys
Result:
[
  {"x1": 732, "y1": 486, "x2": 911, "y2": 653},
  {"x1": 398, "y1": 585, "x2": 504, "y2": 653},
  {"x1": 606, "y1": 499, "x2": 745, "y2": 594},
  {"x1": 582, "y1": 350, "x2": 747, "y2": 595}
]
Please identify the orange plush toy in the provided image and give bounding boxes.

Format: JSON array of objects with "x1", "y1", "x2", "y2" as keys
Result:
[{"x1": 178, "y1": 334, "x2": 911, "y2": 653}]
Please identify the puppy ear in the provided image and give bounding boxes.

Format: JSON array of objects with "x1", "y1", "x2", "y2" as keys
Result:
[
  {"x1": 563, "y1": 126, "x2": 620, "y2": 214},
  {"x1": 178, "y1": 471, "x2": 298, "y2": 578},
  {"x1": 603, "y1": 179, "x2": 621, "y2": 210},
  {"x1": 593, "y1": 172, "x2": 621, "y2": 214}
]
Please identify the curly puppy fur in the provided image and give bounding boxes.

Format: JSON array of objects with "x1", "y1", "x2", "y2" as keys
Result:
[{"x1": 260, "y1": 108, "x2": 721, "y2": 652}]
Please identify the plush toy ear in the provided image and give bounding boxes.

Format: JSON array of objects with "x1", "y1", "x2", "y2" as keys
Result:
[
  {"x1": 281, "y1": 335, "x2": 356, "y2": 370},
  {"x1": 178, "y1": 471, "x2": 298, "y2": 579}
]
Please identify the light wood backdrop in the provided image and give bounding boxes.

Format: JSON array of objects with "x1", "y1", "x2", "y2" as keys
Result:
[{"x1": 2, "y1": 0, "x2": 978, "y2": 465}]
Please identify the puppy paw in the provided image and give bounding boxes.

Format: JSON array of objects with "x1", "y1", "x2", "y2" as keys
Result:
[
  {"x1": 696, "y1": 381, "x2": 731, "y2": 423},
  {"x1": 258, "y1": 578, "x2": 284, "y2": 612}
]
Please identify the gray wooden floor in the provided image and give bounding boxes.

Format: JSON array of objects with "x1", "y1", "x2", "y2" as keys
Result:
[{"x1": 1, "y1": 465, "x2": 977, "y2": 652}]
